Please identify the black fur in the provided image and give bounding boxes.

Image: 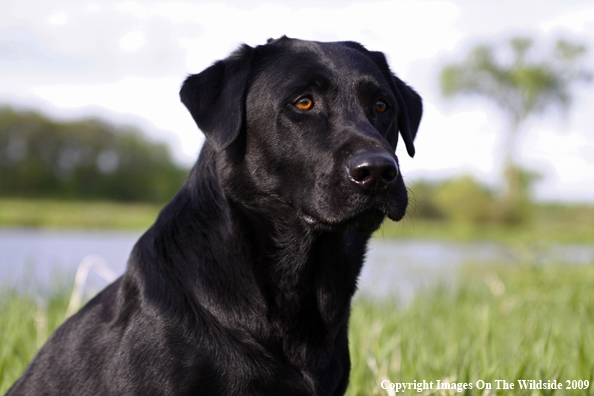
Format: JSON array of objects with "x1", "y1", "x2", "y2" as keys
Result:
[{"x1": 7, "y1": 37, "x2": 422, "y2": 396}]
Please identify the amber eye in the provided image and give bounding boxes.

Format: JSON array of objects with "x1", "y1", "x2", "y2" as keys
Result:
[
  {"x1": 295, "y1": 97, "x2": 313, "y2": 110},
  {"x1": 375, "y1": 100, "x2": 388, "y2": 113}
]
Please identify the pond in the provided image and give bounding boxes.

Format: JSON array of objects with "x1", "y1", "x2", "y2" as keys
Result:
[{"x1": 1, "y1": 228, "x2": 593, "y2": 302}]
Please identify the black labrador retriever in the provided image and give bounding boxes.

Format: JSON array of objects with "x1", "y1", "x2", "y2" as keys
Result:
[{"x1": 7, "y1": 36, "x2": 422, "y2": 396}]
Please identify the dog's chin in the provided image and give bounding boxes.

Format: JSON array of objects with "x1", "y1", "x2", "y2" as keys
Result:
[
  {"x1": 342, "y1": 209, "x2": 387, "y2": 233},
  {"x1": 385, "y1": 205, "x2": 407, "y2": 223},
  {"x1": 303, "y1": 208, "x2": 386, "y2": 233}
]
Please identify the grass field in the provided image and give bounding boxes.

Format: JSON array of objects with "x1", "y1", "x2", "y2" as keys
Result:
[
  {"x1": 0, "y1": 198, "x2": 161, "y2": 230},
  {"x1": 347, "y1": 264, "x2": 594, "y2": 395},
  {"x1": 379, "y1": 203, "x2": 594, "y2": 244},
  {"x1": 3, "y1": 198, "x2": 594, "y2": 244},
  {"x1": 1, "y1": 263, "x2": 593, "y2": 395}
]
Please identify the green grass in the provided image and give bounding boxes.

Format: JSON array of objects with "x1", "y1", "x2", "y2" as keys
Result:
[
  {"x1": 0, "y1": 288, "x2": 71, "y2": 394},
  {"x1": 0, "y1": 198, "x2": 161, "y2": 229},
  {"x1": 347, "y1": 264, "x2": 594, "y2": 395},
  {"x1": 3, "y1": 198, "x2": 594, "y2": 244},
  {"x1": 379, "y1": 203, "x2": 594, "y2": 244},
  {"x1": 2, "y1": 264, "x2": 593, "y2": 395}
]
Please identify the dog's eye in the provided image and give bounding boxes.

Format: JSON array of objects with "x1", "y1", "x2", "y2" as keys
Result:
[
  {"x1": 295, "y1": 97, "x2": 314, "y2": 111},
  {"x1": 375, "y1": 100, "x2": 388, "y2": 113}
]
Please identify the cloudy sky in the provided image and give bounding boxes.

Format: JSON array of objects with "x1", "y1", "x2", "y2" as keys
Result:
[{"x1": 1, "y1": 0, "x2": 594, "y2": 202}]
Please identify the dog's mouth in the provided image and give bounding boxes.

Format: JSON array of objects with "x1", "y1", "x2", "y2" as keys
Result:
[
  {"x1": 297, "y1": 168, "x2": 409, "y2": 233},
  {"x1": 302, "y1": 201, "x2": 405, "y2": 233}
]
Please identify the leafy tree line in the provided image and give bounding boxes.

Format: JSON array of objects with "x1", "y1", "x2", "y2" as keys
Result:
[{"x1": 0, "y1": 107, "x2": 189, "y2": 202}]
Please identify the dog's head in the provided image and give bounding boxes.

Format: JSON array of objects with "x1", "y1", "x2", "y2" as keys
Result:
[{"x1": 181, "y1": 37, "x2": 422, "y2": 233}]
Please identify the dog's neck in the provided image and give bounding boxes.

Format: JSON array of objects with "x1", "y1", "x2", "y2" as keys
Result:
[{"x1": 131, "y1": 146, "x2": 370, "y2": 373}]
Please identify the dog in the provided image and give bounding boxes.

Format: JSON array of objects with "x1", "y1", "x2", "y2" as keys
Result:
[{"x1": 7, "y1": 36, "x2": 422, "y2": 396}]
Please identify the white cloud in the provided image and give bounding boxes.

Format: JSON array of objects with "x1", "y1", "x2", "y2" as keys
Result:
[
  {"x1": 119, "y1": 31, "x2": 145, "y2": 52},
  {"x1": 540, "y1": 8, "x2": 594, "y2": 33},
  {"x1": 47, "y1": 11, "x2": 69, "y2": 26}
]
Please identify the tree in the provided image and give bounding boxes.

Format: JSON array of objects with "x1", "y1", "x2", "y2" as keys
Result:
[
  {"x1": 439, "y1": 37, "x2": 591, "y2": 221},
  {"x1": 0, "y1": 107, "x2": 188, "y2": 202}
]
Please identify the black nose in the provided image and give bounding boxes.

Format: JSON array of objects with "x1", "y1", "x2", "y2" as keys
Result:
[{"x1": 347, "y1": 152, "x2": 398, "y2": 194}]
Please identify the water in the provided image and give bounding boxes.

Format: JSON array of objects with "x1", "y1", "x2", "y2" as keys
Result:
[
  {"x1": 361, "y1": 239, "x2": 594, "y2": 301},
  {"x1": 1, "y1": 228, "x2": 593, "y2": 301},
  {"x1": 0, "y1": 228, "x2": 138, "y2": 295}
]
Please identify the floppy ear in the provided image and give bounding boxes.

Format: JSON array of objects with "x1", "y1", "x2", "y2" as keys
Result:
[
  {"x1": 342, "y1": 42, "x2": 422, "y2": 157},
  {"x1": 369, "y1": 51, "x2": 422, "y2": 158},
  {"x1": 391, "y1": 75, "x2": 422, "y2": 157},
  {"x1": 180, "y1": 44, "x2": 254, "y2": 152}
]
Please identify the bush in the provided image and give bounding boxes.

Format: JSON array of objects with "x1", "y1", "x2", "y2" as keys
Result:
[
  {"x1": 432, "y1": 175, "x2": 496, "y2": 224},
  {"x1": 409, "y1": 173, "x2": 537, "y2": 226},
  {"x1": 410, "y1": 176, "x2": 497, "y2": 224}
]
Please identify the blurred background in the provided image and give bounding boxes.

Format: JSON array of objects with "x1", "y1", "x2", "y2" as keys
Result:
[
  {"x1": 1, "y1": 1, "x2": 594, "y2": 393},
  {"x1": 2, "y1": 0, "x2": 594, "y2": 201}
]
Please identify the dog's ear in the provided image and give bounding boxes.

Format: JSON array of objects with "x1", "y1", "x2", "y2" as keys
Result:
[
  {"x1": 390, "y1": 74, "x2": 422, "y2": 157},
  {"x1": 180, "y1": 44, "x2": 254, "y2": 152},
  {"x1": 341, "y1": 42, "x2": 422, "y2": 157},
  {"x1": 369, "y1": 51, "x2": 422, "y2": 158}
]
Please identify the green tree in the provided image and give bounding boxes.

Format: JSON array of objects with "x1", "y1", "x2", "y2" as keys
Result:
[
  {"x1": 440, "y1": 37, "x2": 591, "y2": 221},
  {"x1": 0, "y1": 107, "x2": 188, "y2": 202}
]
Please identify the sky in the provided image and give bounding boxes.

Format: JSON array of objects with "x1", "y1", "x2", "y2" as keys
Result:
[{"x1": 1, "y1": 0, "x2": 594, "y2": 202}]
